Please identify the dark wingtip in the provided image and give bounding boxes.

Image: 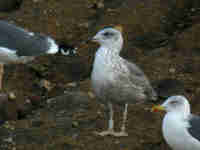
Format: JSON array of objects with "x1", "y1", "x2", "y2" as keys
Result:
[{"x1": 58, "y1": 43, "x2": 77, "y2": 56}]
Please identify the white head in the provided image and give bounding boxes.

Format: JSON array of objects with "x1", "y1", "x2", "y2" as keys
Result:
[
  {"x1": 161, "y1": 96, "x2": 190, "y2": 114},
  {"x1": 152, "y1": 95, "x2": 191, "y2": 118},
  {"x1": 92, "y1": 26, "x2": 123, "y2": 52}
]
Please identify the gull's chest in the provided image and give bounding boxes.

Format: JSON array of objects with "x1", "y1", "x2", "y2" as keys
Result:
[
  {"x1": 91, "y1": 49, "x2": 121, "y2": 83},
  {"x1": 163, "y1": 114, "x2": 200, "y2": 150}
]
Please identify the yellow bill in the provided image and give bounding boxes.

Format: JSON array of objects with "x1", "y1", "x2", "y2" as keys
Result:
[{"x1": 151, "y1": 105, "x2": 165, "y2": 112}]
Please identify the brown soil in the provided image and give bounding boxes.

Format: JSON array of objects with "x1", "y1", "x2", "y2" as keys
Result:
[{"x1": 1, "y1": 0, "x2": 200, "y2": 150}]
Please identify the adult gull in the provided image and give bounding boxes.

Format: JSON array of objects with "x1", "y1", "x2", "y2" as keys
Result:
[
  {"x1": 152, "y1": 95, "x2": 200, "y2": 150},
  {"x1": 0, "y1": 20, "x2": 75, "y2": 89}
]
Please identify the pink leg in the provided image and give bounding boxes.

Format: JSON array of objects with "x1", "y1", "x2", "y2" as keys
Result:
[{"x1": 0, "y1": 64, "x2": 4, "y2": 90}]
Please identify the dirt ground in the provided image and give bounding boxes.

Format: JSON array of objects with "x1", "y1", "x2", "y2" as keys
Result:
[{"x1": 0, "y1": 0, "x2": 200, "y2": 150}]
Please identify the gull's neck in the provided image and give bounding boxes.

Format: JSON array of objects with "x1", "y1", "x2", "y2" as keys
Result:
[
  {"x1": 167, "y1": 106, "x2": 191, "y2": 120},
  {"x1": 97, "y1": 38, "x2": 123, "y2": 58}
]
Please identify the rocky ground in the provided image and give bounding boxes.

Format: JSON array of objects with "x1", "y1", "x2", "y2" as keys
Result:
[{"x1": 0, "y1": 0, "x2": 200, "y2": 150}]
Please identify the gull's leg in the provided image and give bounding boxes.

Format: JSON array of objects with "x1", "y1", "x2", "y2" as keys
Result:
[
  {"x1": 95, "y1": 103, "x2": 129, "y2": 136},
  {"x1": 95, "y1": 102, "x2": 116, "y2": 136},
  {"x1": 116, "y1": 103, "x2": 128, "y2": 136},
  {"x1": 108, "y1": 102, "x2": 114, "y2": 131},
  {"x1": 0, "y1": 64, "x2": 4, "y2": 90},
  {"x1": 108, "y1": 103, "x2": 128, "y2": 137}
]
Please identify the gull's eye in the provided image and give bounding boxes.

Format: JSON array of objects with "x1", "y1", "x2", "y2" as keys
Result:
[
  {"x1": 170, "y1": 101, "x2": 178, "y2": 105},
  {"x1": 103, "y1": 32, "x2": 114, "y2": 37}
]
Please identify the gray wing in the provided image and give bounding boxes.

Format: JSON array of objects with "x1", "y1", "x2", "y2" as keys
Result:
[
  {"x1": 0, "y1": 21, "x2": 52, "y2": 56},
  {"x1": 187, "y1": 114, "x2": 200, "y2": 142},
  {"x1": 104, "y1": 59, "x2": 157, "y2": 104},
  {"x1": 122, "y1": 59, "x2": 157, "y2": 101}
]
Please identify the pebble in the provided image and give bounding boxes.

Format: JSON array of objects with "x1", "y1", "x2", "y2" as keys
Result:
[
  {"x1": 39, "y1": 79, "x2": 53, "y2": 91},
  {"x1": 66, "y1": 82, "x2": 77, "y2": 88},
  {"x1": 8, "y1": 92, "x2": 16, "y2": 101},
  {"x1": 3, "y1": 137, "x2": 13, "y2": 143},
  {"x1": 88, "y1": 91, "x2": 95, "y2": 99},
  {"x1": 169, "y1": 68, "x2": 176, "y2": 73}
]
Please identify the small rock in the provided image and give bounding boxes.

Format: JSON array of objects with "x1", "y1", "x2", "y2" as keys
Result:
[
  {"x1": 47, "y1": 91, "x2": 90, "y2": 111},
  {"x1": 28, "y1": 96, "x2": 43, "y2": 106},
  {"x1": 39, "y1": 79, "x2": 53, "y2": 92},
  {"x1": 3, "y1": 122, "x2": 15, "y2": 130},
  {"x1": 8, "y1": 92, "x2": 16, "y2": 101},
  {"x1": 66, "y1": 82, "x2": 77, "y2": 88},
  {"x1": 79, "y1": 22, "x2": 89, "y2": 29},
  {"x1": 88, "y1": 91, "x2": 95, "y2": 99},
  {"x1": 169, "y1": 68, "x2": 176, "y2": 73},
  {"x1": 25, "y1": 99, "x2": 31, "y2": 104},
  {"x1": 3, "y1": 137, "x2": 13, "y2": 143},
  {"x1": 12, "y1": 147, "x2": 16, "y2": 150},
  {"x1": 114, "y1": 140, "x2": 120, "y2": 144},
  {"x1": 17, "y1": 103, "x2": 33, "y2": 120},
  {"x1": 72, "y1": 121, "x2": 79, "y2": 127},
  {"x1": 97, "y1": 0, "x2": 104, "y2": 8},
  {"x1": 0, "y1": 93, "x2": 18, "y2": 121},
  {"x1": 0, "y1": 93, "x2": 8, "y2": 106}
]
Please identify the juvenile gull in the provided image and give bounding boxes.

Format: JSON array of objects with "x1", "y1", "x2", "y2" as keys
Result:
[
  {"x1": 152, "y1": 95, "x2": 200, "y2": 150},
  {"x1": 0, "y1": 20, "x2": 74, "y2": 89},
  {"x1": 91, "y1": 25, "x2": 157, "y2": 136}
]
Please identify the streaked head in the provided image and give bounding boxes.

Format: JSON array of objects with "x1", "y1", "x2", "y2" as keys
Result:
[
  {"x1": 152, "y1": 95, "x2": 191, "y2": 115},
  {"x1": 92, "y1": 25, "x2": 123, "y2": 48}
]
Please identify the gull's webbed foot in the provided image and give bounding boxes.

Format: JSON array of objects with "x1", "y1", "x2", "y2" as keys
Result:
[{"x1": 94, "y1": 129, "x2": 128, "y2": 137}]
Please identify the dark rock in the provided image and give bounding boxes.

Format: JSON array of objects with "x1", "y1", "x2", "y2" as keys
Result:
[
  {"x1": 0, "y1": 93, "x2": 9, "y2": 108},
  {"x1": 17, "y1": 102, "x2": 33, "y2": 120},
  {"x1": 132, "y1": 32, "x2": 170, "y2": 50},
  {"x1": 155, "y1": 79, "x2": 185, "y2": 98},
  {"x1": 0, "y1": 120, "x2": 5, "y2": 125},
  {"x1": 161, "y1": 0, "x2": 200, "y2": 35},
  {"x1": 29, "y1": 95, "x2": 43, "y2": 106},
  {"x1": 0, "y1": 93, "x2": 18, "y2": 121},
  {"x1": 0, "y1": 0, "x2": 22, "y2": 12},
  {"x1": 3, "y1": 100, "x2": 18, "y2": 121},
  {"x1": 28, "y1": 55, "x2": 91, "y2": 82},
  {"x1": 32, "y1": 120, "x2": 44, "y2": 127},
  {"x1": 47, "y1": 91, "x2": 90, "y2": 111}
]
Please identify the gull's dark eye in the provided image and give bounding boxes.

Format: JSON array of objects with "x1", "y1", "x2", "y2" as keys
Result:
[
  {"x1": 103, "y1": 32, "x2": 114, "y2": 37},
  {"x1": 170, "y1": 101, "x2": 178, "y2": 105}
]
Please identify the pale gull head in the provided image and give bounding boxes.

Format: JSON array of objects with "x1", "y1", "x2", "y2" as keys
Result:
[
  {"x1": 161, "y1": 95, "x2": 190, "y2": 115},
  {"x1": 92, "y1": 27, "x2": 123, "y2": 51}
]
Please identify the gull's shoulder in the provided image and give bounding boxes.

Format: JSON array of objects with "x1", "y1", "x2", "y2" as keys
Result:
[
  {"x1": 122, "y1": 58, "x2": 146, "y2": 77},
  {"x1": 118, "y1": 57, "x2": 154, "y2": 90}
]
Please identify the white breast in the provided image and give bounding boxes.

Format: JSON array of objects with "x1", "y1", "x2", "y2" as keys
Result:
[
  {"x1": 92, "y1": 47, "x2": 116, "y2": 81},
  {"x1": 163, "y1": 113, "x2": 200, "y2": 150},
  {"x1": 91, "y1": 47, "x2": 118, "y2": 95}
]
